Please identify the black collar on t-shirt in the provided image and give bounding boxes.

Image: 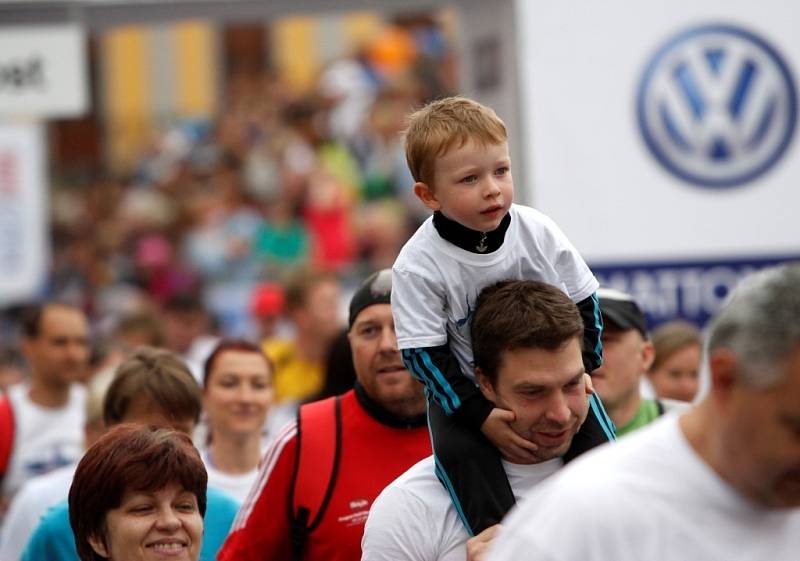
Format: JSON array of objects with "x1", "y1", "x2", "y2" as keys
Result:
[
  {"x1": 432, "y1": 210, "x2": 511, "y2": 254},
  {"x1": 354, "y1": 382, "x2": 427, "y2": 429}
]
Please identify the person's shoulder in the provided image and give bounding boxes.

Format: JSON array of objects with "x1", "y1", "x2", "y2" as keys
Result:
[
  {"x1": 36, "y1": 498, "x2": 71, "y2": 531},
  {"x1": 510, "y1": 203, "x2": 561, "y2": 232},
  {"x1": 17, "y1": 462, "x2": 75, "y2": 499},
  {"x1": 377, "y1": 456, "x2": 446, "y2": 506},
  {"x1": 207, "y1": 486, "x2": 241, "y2": 510},
  {"x1": 393, "y1": 217, "x2": 437, "y2": 268},
  {"x1": 656, "y1": 398, "x2": 692, "y2": 415},
  {"x1": 545, "y1": 415, "x2": 680, "y2": 496}
]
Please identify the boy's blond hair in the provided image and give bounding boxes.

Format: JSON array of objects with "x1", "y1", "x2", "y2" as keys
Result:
[{"x1": 404, "y1": 96, "x2": 507, "y2": 187}]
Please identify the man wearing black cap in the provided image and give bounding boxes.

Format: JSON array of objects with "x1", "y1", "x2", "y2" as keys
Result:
[
  {"x1": 592, "y1": 288, "x2": 685, "y2": 437},
  {"x1": 218, "y1": 269, "x2": 430, "y2": 561}
]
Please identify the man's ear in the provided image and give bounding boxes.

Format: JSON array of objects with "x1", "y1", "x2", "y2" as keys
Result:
[
  {"x1": 413, "y1": 182, "x2": 441, "y2": 212},
  {"x1": 707, "y1": 349, "x2": 738, "y2": 408},
  {"x1": 475, "y1": 367, "x2": 497, "y2": 403},
  {"x1": 88, "y1": 532, "x2": 109, "y2": 558},
  {"x1": 641, "y1": 340, "x2": 656, "y2": 372}
]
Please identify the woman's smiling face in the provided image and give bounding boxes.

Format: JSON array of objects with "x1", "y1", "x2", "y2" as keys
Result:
[{"x1": 89, "y1": 482, "x2": 203, "y2": 561}]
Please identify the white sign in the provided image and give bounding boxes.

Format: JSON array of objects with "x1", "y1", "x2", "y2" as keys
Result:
[
  {"x1": 0, "y1": 25, "x2": 88, "y2": 118},
  {"x1": 518, "y1": 0, "x2": 800, "y2": 263},
  {"x1": 0, "y1": 123, "x2": 48, "y2": 304}
]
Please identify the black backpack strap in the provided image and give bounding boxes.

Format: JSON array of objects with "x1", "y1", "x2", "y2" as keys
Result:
[
  {"x1": 288, "y1": 396, "x2": 343, "y2": 561},
  {"x1": 655, "y1": 399, "x2": 665, "y2": 416}
]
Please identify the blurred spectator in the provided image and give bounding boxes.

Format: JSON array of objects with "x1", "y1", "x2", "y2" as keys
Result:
[
  {"x1": 2, "y1": 304, "x2": 89, "y2": 504},
  {"x1": 160, "y1": 294, "x2": 219, "y2": 384},
  {"x1": 593, "y1": 289, "x2": 688, "y2": 437},
  {"x1": 0, "y1": 364, "x2": 111, "y2": 561},
  {"x1": 263, "y1": 269, "x2": 342, "y2": 404},
  {"x1": 648, "y1": 320, "x2": 703, "y2": 403},
  {"x1": 20, "y1": 346, "x2": 240, "y2": 561},
  {"x1": 249, "y1": 282, "x2": 287, "y2": 341},
  {"x1": 201, "y1": 340, "x2": 274, "y2": 502}
]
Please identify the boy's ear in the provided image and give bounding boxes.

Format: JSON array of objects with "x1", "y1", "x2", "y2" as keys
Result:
[{"x1": 413, "y1": 182, "x2": 441, "y2": 211}]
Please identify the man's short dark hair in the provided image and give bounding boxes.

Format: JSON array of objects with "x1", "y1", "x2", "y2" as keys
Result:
[
  {"x1": 20, "y1": 302, "x2": 81, "y2": 339},
  {"x1": 472, "y1": 280, "x2": 584, "y2": 383}
]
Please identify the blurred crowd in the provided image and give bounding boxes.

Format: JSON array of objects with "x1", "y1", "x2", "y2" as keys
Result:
[{"x1": 0, "y1": 14, "x2": 456, "y2": 394}]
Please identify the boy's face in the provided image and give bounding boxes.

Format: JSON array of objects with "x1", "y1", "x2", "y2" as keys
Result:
[{"x1": 414, "y1": 139, "x2": 513, "y2": 232}]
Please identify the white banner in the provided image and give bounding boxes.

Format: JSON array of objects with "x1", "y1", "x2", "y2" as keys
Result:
[
  {"x1": 0, "y1": 123, "x2": 48, "y2": 305},
  {"x1": 0, "y1": 25, "x2": 88, "y2": 118},
  {"x1": 518, "y1": 0, "x2": 800, "y2": 262}
]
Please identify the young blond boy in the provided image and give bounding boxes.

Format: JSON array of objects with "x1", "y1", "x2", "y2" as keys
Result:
[{"x1": 392, "y1": 96, "x2": 615, "y2": 535}]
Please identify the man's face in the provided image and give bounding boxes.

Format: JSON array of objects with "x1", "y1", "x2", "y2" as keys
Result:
[
  {"x1": 348, "y1": 304, "x2": 425, "y2": 417},
  {"x1": 479, "y1": 338, "x2": 589, "y2": 463},
  {"x1": 23, "y1": 305, "x2": 90, "y2": 385},
  {"x1": 591, "y1": 328, "x2": 652, "y2": 410},
  {"x1": 717, "y1": 346, "x2": 800, "y2": 508}
]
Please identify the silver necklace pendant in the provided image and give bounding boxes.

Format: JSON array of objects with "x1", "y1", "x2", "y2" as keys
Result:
[{"x1": 476, "y1": 232, "x2": 488, "y2": 253}]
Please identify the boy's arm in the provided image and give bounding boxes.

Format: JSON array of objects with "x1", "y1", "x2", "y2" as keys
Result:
[
  {"x1": 402, "y1": 344, "x2": 494, "y2": 430},
  {"x1": 576, "y1": 293, "x2": 603, "y2": 373}
]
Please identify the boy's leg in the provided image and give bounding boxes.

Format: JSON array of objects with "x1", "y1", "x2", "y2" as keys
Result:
[
  {"x1": 428, "y1": 400, "x2": 515, "y2": 536},
  {"x1": 563, "y1": 393, "x2": 616, "y2": 463}
]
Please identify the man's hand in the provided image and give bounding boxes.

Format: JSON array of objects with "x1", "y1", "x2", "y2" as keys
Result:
[
  {"x1": 467, "y1": 524, "x2": 501, "y2": 561},
  {"x1": 480, "y1": 408, "x2": 538, "y2": 463}
]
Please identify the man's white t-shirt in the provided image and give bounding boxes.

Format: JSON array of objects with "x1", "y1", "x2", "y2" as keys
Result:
[
  {"x1": 487, "y1": 415, "x2": 800, "y2": 561},
  {"x1": 3, "y1": 383, "x2": 86, "y2": 499},
  {"x1": 361, "y1": 455, "x2": 562, "y2": 561},
  {"x1": 392, "y1": 204, "x2": 597, "y2": 381}
]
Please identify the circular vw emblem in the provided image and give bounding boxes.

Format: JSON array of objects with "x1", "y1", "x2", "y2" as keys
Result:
[{"x1": 637, "y1": 24, "x2": 797, "y2": 188}]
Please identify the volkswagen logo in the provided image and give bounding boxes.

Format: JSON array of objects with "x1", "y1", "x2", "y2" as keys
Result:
[{"x1": 637, "y1": 24, "x2": 797, "y2": 188}]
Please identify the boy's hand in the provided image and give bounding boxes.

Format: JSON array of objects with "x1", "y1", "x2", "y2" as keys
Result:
[
  {"x1": 466, "y1": 524, "x2": 501, "y2": 561},
  {"x1": 584, "y1": 373, "x2": 595, "y2": 395},
  {"x1": 480, "y1": 407, "x2": 538, "y2": 463}
]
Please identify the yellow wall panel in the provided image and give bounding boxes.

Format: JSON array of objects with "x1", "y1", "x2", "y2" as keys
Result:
[
  {"x1": 102, "y1": 26, "x2": 151, "y2": 171},
  {"x1": 174, "y1": 21, "x2": 217, "y2": 117},
  {"x1": 273, "y1": 16, "x2": 318, "y2": 94}
]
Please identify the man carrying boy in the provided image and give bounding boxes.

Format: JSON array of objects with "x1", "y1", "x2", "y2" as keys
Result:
[
  {"x1": 363, "y1": 280, "x2": 594, "y2": 560},
  {"x1": 392, "y1": 96, "x2": 614, "y2": 535}
]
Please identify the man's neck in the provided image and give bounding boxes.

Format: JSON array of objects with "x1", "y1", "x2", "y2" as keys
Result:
[
  {"x1": 354, "y1": 383, "x2": 427, "y2": 429},
  {"x1": 606, "y1": 390, "x2": 642, "y2": 430},
  {"x1": 27, "y1": 376, "x2": 71, "y2": 408},
  {"x1": 680, "y1": 403, "x2": 759, "y2": 507}
]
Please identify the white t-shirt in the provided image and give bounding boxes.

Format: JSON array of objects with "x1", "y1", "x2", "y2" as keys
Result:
[
  {"x1": 201, "y1": 450, "x2": 257, "y2": 505},
  {"x1": 361, "y1": 455, "x2": 562, "y2": 561},
  {"x1": 3, "y1": 382, "x2": 86, "y2": 500},
  {"x1": 487, "y1": 415, "x2": 800, "y2": 561},
  {"x1": 392, "y1": 204, "x2": 597, "y2": 381},
  {"x1": 0, "y1": 463, "x2": 76, "y2": 560}
]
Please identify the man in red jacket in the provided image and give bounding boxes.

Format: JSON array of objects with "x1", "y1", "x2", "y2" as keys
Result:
[{"x1": 218, "y1": 269, "x2": 430, "y2": 561}]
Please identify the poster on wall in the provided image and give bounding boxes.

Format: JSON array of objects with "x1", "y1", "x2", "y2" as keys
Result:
[
  {"x1": 518, "y1": 0, "x2": 800, "y2": 325},
  {"x1": 0, "y1": 123, "x2": 47, "y2": 305}
]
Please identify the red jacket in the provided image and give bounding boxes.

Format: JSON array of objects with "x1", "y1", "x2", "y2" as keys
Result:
[{"x1": 218, "y1": 389, "x2": 431, "y2": 561}]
